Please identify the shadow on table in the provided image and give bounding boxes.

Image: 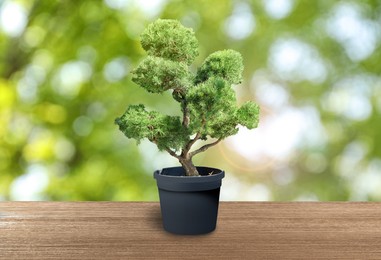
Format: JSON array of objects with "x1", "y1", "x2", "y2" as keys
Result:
[{"x1": 147, "y1": 204, "x2": 163, "y2": 230}]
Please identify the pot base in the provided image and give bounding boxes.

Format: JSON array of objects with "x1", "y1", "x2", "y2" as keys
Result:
[
  {"x1": 154, "y1": 167, "x2": 224, "y2": 235},
  {"x1": 159, "y1": 187, "x2": 220, "y2": 235}
]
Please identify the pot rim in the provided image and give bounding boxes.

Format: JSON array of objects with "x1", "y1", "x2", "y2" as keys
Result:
[
  {"x1": 154, "y1": 166, "x2": 224, "y2": 191},
  {"x1": 154, "y1": 166, "x2": 224, "y2": 181}
]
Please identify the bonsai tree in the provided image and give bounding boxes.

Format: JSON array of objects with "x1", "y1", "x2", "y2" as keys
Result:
[{"x1": 115, "y1": 19, "x2": 259, "y2": 176}]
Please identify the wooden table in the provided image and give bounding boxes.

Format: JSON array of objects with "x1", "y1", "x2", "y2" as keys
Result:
[{"x1": 1, "y1": 202, "x2": 381, "y2": 259}]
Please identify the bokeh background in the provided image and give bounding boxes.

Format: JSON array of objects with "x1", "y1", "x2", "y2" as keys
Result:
[{"x1": 1, "y1": 0, "x2": 381, "y2": 201}]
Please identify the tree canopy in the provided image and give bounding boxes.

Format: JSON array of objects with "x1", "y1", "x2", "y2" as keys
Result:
[{"x1": 116, "y1": 19, "x2": 259, "y2": 176}]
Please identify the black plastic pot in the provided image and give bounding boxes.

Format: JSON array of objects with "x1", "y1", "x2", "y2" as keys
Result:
[{"x1": 154, "y1": 166, "x2": 224, "y2": 235}]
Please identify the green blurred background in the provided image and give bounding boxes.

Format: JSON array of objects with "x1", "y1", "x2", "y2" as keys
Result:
[{"x1": 1, "y1": 0, "x2": 380, "y2": 201}]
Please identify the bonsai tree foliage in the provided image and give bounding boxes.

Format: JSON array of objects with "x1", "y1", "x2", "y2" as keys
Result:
[{"x1": 116, "y1": 19, "x2": 259, "y2": 176}]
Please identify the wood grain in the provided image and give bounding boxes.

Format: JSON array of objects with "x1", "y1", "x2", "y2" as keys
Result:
[{"x1": 1, "y1": 202, "x2": 381, "y2": 259}]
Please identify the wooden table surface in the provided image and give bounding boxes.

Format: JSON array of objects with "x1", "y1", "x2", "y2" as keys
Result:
[{"x1": 1, "y1": 202, "x2": 381, "y2": 259}]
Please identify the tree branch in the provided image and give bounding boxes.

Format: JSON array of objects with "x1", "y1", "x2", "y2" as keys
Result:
[
  {"x1": 165, "y1": 147, "x2": 180, "y2": 159},
  {"x1": 182, "y1": 100, "x2": 190, "y2": 128},
  {"x1": 189, "y1": 138, "x2": 222, "y2": 158},
  {"x1": 152, "y1": 139, "x2": 180, "y2": 159},
  {"x1": 183, "y1": 132, "x2": 201, "y2": 154},
  {"x1": 181, "y1": 116, "x2": 206, "y2": 155}
]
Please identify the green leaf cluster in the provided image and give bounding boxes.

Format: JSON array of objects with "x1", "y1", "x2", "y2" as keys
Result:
[
  {"x1": 187, "y1": 77, "x2": 260, "y2": 139},
  {"x1": 131, "y1": 56, "x2": 191, "y2": 93},
  {"x1": 237, "y1": 102, "x2": 260, "y2": 129},
  {"x1": 195, "y1": 50, "x2": 244, "y2": 85},
  {"x1": 187, "y1": 77, "x2": 238, "y2": 138},
  {"x1": 115, "y1": 105, "x2": 187, "y2": 151},
  {"x1": 140, "y1": 19, "x2": 199, "y2": 65}
]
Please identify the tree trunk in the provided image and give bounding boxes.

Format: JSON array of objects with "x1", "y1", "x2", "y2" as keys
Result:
[{"x1": 179, "y1": 157, "x2": 199, "y2": 176}]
